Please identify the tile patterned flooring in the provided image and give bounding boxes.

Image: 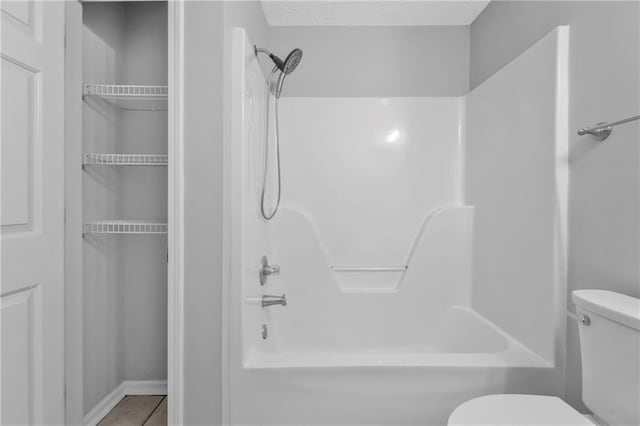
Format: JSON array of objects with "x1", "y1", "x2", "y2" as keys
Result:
[{"x1": 98, "y1": 396, "x2": 167, "y2": 426}]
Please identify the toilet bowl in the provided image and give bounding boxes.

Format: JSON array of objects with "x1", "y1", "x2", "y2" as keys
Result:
[{"x1": 448, "y1": 290, "x2": 640, "y2": 426}]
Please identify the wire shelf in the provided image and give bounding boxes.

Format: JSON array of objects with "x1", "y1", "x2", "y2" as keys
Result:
[
  {"x1": 83, "y1": 84, "x2": 168, "y2": 111},
  {"x1": 83, "y1": 221, "x2": 167, "y2": 235},
  {"x1": 84, "y1": 154, "x2": 168, "y2": 166}
]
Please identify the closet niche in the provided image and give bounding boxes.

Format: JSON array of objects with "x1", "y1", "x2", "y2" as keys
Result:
[{"x1": 81, "y1": 1, "x2": 168, "y2": 417}]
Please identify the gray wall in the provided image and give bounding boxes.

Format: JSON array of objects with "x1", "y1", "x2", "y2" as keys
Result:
[
  {"x1": 121, "y1": 1, "x2": 168, "y2": 383},
  {"x1": 225, "y1": 1, "x2": 271, "y2": 78},
  {"x1": 183, "y1": 2, "x2": 224, "y2": 425},
  {"x1": 82, "y1": 3, "x2": 126, "y2": 414},
  {"x1": 267, "y1": 26, "x2": 469, "y2": 97},
  {"x1": 182, "y1": 1, "x2": 269, "y2": 424},
  {"x1": 471, "y1": 1, "x2": 640, "y2": 412}
]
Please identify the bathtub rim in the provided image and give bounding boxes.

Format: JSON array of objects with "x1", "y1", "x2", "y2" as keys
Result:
[{"x1": 242, "y1": 305, "x2": 553, "y2": 370}]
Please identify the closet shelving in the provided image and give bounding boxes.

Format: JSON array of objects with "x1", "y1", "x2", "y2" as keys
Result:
[
  {"x1": 84, "y1": 153, "x2": 168, "y2": 166},
  {"x1": 83, "y1": 83, "x2": 168, "y2": 235},
  {"x1": 84, "y1": 221, "x2": 168, "y2": 235},
  {"x1": 83, "y1": 83, "x2": 168, "y2": 111}
]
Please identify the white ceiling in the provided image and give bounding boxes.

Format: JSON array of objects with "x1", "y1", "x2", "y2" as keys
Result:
[{"x1": 261, "y1": 1, "x2": 491, "y2": 27}]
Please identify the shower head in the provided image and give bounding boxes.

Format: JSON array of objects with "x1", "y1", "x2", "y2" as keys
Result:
[
  {"x1": 255, "y1": 46, "x2": 303, "y2": 75},
  {"x1": 275, "y1": 49, "x2": 303, "y2": 98},
  {"x1": 281, "y1": 48, "x2": 303, "y2": 75},
  {"x1": 255, "y1": 46, "x2": 303, "y2": 98}
]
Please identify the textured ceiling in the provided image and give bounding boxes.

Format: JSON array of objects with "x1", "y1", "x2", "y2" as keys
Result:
[{"x1": 261, "y1": 1, "x2": 491, "y2": 26}]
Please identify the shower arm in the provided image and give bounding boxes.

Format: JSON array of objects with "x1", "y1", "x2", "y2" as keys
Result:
[
  {"x1": 255, "y1": 46, "x2": 271, "y2": 56},
  {"x1": 255, "y1": 45, "x2": 284, "y2": 98},
  {"x1": 254, "y1": 46, "x2": 285, "y2": 73}
]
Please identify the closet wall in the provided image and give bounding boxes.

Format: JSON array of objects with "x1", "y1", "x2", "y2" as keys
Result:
[
  {"x1": 120, "y1": 2, "x2": 168, "y2": 384},
  {"x1": 82, "y1": 3, "x2": 126, "y2": 412},
  {"x1": 82, "y1": 2, "x2": 167, "y2": 415}
]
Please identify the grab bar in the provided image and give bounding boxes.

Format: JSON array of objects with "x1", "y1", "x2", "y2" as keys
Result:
[
  {"x1": 577, "y1": 114, "x2": 640, "y2": 141},
  {"x1": 331, "y1": 266, "x2": 408, "y2": 272}
]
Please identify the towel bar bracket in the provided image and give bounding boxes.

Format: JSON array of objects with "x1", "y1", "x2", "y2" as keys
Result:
[{"x1": 577, "y1": 114, "x2": 639, "y2": 141}]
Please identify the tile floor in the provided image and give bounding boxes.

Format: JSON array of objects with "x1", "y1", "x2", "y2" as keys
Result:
[{"x1": 98, "y1": 395, "x2": 167, "y2": 426}]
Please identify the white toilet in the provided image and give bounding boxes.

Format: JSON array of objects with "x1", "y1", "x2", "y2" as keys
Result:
[{"x1": 448, "y1": 290, "x2": 640, "y2": 425}]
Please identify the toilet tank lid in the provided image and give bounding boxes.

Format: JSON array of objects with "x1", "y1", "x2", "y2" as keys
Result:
[{"x1": 572, "y1": 290, "x2": 640, "y2": 331}]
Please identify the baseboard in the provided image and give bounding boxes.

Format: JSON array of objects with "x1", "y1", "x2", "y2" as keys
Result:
[
  {"x1": 122, "y1": 380, "x2": 168, "y2": 395},
  {"x1": 83, "y1": 380, "x2": 168, "y2": 426},
  {"x1": 83, "y1": 382, "x2": 126, "y2": 426}
]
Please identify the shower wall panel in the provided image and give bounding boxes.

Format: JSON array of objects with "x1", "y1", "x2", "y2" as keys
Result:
[
  {"x1": 278, "y1": 97, "x2": 464, "y2": 275},
  {"x1": 236, "y1": 33, "x2": 271, "y2": 358},
  {"x1": 259, "y1": 97, "x2": 472, "y2": 349},
  {"x1": 466, "y1": 26, "x2": 569, "y2": 365}
]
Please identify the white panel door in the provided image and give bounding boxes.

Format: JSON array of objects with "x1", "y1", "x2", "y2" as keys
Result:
[{"x1": 1, "y1": 1, "x2": 65, "y2": 424}]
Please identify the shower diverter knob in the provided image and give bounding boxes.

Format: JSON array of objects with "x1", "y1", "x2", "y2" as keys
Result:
[{"x1": 259, "y1": 256, "x2": 280, "y2": 285}]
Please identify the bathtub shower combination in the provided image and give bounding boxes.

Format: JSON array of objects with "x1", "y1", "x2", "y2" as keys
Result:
[{"x1": 228, "y1": 26, "x2": 569, "y2": 425}]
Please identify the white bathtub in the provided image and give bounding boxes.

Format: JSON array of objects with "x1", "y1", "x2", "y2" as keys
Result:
[
  {"x1": 245, "y1": 305, "x2": 549, "y2": 369},
  {"x1": 228, "y1": 303, "x2": 558, "y2": 426}
]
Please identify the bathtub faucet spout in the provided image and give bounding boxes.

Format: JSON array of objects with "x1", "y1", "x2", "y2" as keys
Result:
[{"x1": 262, "y1": 294, "x2": 287, "y2": 308}]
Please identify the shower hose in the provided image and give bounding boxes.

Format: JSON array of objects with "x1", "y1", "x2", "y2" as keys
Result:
[{"x1": 260, "y1": 68, "x2": 282, "y2": 220}]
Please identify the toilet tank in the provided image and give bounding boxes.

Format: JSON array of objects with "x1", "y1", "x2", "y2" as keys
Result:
[{"x1": 572, "y1": 290, "x2": 640, "y2": 426}]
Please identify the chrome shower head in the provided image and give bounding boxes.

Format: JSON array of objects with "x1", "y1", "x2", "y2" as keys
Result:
[
  {"x1": 281, "y1": 48, "x2": 303, "y2": 75},
  {"x1": 275, "y1": 49, "x2": 303, "y2": 98},
  {"x1": 255, "y1": 46, "x2": 303, "y2": 99},
  {"x1": 255, "y1": 46, "x2": 303, "y2": 75}
]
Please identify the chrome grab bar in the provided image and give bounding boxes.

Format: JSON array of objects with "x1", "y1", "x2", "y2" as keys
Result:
[
  {"x1": 577, "y1": 114, "x2": 640, "y2": 141},
  {"x1": 331, "y1": 266, "x2": 408, "y2": 272},
  {"x1": 262, "y1": 294, "x2": 287, "y2": 308}
]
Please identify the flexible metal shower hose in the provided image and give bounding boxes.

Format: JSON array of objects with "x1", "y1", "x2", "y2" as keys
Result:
[{"x1": 260, "y1": 68, "x2": 282, "y2": 220}]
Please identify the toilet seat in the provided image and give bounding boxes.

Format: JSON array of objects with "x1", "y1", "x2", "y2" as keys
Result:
[{"x1": 447, "y1": 394, "x2": 595, "y2": 426}]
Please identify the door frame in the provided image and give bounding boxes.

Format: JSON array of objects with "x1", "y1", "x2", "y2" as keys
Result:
[
  {"x1": 63, "y1": 1, "x2": 185, "y2": 424},
  {"x1": 63, "y1": 1, "x2": 83, "y2": 424},
  {"x1": 167, "y1": 1, "x2": 185, "y2": 424}
]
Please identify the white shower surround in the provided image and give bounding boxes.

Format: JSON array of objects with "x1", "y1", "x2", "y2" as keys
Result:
[{"x1": 227, "y1": 26, "x2": 568, "y2": 425}]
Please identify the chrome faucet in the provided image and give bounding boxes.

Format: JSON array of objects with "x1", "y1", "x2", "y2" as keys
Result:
[
  {"x1": 259, "y1": 256, "x2": 280, "y2": 285},
  {"x1": 262, "y1": 294, "x2": 287, "y2": 308}
]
